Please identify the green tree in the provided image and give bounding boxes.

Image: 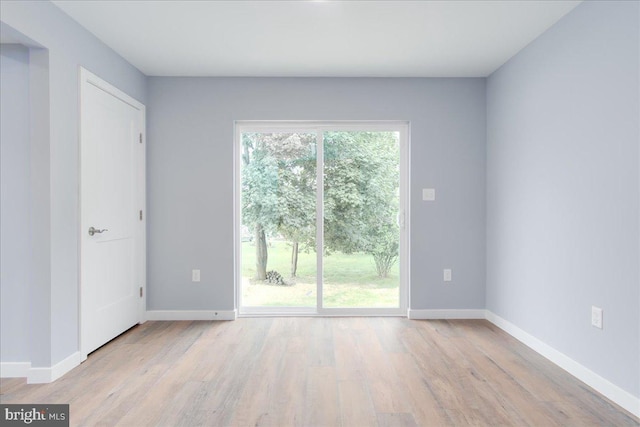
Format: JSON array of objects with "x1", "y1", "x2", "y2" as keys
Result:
[
  {"x1": 242, "y1": 130, "x2": 399, "y2": 280},
  {"x1": 241, "y1": 133, "x2": 279, "y2": 280},
  {"x1": 268, "y1": 133, "x2": 316, "y2": 277},
  {"x1": 324, "y1": 131, "x2": 400, "y2": 277},
  {"x1": 241, "y1": 133, "x2": 316, "y2": 279}
]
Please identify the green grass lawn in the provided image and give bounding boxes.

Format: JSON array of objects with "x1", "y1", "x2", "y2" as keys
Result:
[{"x1": 241, "y1": 240, "x2": 399, "y2": 307}]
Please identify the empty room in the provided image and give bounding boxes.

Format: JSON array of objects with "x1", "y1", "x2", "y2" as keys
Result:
[{"x1": 0, "y1": 0, "x2": 638, "y2": 426}]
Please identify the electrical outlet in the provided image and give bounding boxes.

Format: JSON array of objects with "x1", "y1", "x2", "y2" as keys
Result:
[
  {"x1": 192, "y1": 269, "x2": 201, "y2": 282},
  {"x1": 443, "y1": 269, "x2": 452, "y2": 282},
  {"x1": 422, "y1": 188, "x2": 436, "y2": 201},
  {"x1": 591, "y1": 306, "x2": 603, "y2": 329}
]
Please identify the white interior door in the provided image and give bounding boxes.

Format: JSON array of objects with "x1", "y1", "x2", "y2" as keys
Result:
[{"x1": 80, "y1": 68, "x2": 145, "y2": 357}]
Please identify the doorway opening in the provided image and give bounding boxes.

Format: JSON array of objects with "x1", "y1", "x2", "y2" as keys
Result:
[{"x1": 235, "y1": 122, "x2": 409, "y2": 316}]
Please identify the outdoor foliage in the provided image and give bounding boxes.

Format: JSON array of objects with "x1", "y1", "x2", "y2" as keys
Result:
[
  {"x1": 241, "y1": 132, "x2": 316, "y2": 279},
  {"x1": 323, "y1": 131, "x2": 400, "y2": 277},
  {"x1": 241, "y1": 131, "x2": 400, "y2": 279}
]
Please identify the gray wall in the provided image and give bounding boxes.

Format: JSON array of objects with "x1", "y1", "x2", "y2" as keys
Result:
[
  {"x1": 0, "y1": 44, "x2": 30, "y2": 362},
  {"x1": 146, "y1": 78, "x2": 487, "y2": 311},
  {"x1": 0, "y1": 1, "x2": 146, "y2": 367},
  {"x1": 486, "y1": 0, "x2": 639, "y2": 398}
]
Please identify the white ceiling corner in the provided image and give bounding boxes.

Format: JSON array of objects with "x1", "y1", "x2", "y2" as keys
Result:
[{"x1": 51, "y1": 0, "x2": 582, "y2": 77}]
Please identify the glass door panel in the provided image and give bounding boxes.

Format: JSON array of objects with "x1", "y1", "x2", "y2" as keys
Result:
[
  {"x1": 240, "y1": 132, "x2": 317, "y2": 308},
  {"x1": 322, "y1": 131, "x2": 401, "y2": 308}
]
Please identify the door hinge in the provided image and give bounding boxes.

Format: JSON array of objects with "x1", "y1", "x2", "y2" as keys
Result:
[
  {"x1": 139, "y1": 210, "x2": 143, "y2": 221},
  {"x1": 140, "y1": 287, "x2": 143, "y2": 298},
  {"x1": 139, "y1": 133, "x2": 143, "y2": 144}
]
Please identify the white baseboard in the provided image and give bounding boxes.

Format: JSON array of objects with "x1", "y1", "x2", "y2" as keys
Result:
[
  {"x1": 408, "y1": 308, "x2": 487, "y2": 320},
  {"x1": 0, "y1": 362, "x2": 31, "y2": 378},
  {"x1": 485, "y1": 311, "x2": 640, "y2": 418},
  {"x1": 27, "y1": 351, "x2": 81, "y2": 384},
  {"x1": 145, "y1": 310, "x2": 237, "y2": 321}
]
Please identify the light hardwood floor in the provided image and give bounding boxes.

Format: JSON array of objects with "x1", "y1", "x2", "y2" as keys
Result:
[{"x1": 1, "y1": 318, "x2": 638, "y2": 426}]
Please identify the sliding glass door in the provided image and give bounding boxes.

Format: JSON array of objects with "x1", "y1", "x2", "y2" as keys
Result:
[{"x1": 236, "y1": 122, "x2": 408, "y2": 315}]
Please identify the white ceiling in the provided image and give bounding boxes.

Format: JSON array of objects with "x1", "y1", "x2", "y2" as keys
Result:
[{"x1": 52, "y1": 0, "x2": 581, "y2": 78}]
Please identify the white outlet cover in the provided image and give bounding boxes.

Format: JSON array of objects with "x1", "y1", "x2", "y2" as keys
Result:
[
  {"x1": 192, "y1": 269, "x2": 201, "y2": 282},
  {"x1": 422, "y1": 188, "x2": 436, "y2": 201},
  {"x1": 591, "y1": 306, "x2": 603, "y2": 329},
  {"x1": 443, "y1": 269, "x2": 452, "y2": 282}
]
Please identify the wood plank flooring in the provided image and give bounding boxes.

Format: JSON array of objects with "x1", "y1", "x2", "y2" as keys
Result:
[{"x1": 1, "y1": 318, "x2": 638, "y2": 426}]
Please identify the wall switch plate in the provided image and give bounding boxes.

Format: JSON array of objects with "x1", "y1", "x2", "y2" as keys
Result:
[
  {"x1": 192, "y1": 269, "x2": 201, "y2": 282},
  {"x1": 422, "y1": 188, "x2": 436, "y2": 201},
  {"x1": 591, "y1": 306, "x2": 603, "y2": 329},
  {"x1": 443, "y1": 269, "x2": 452, "y2": 282}
]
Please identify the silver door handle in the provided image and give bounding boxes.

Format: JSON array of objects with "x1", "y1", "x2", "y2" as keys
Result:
[{"x1": 88, "y1": 227, "x2": 108, "y2": 236}]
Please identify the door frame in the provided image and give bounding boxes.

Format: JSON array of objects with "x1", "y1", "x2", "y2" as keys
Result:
[
  {"x1": 78, "y1": 68, "x2": 146, "y2": 359},
  {"x1": 234, "y1": 120, "x2": 410, "y2": 316}
]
